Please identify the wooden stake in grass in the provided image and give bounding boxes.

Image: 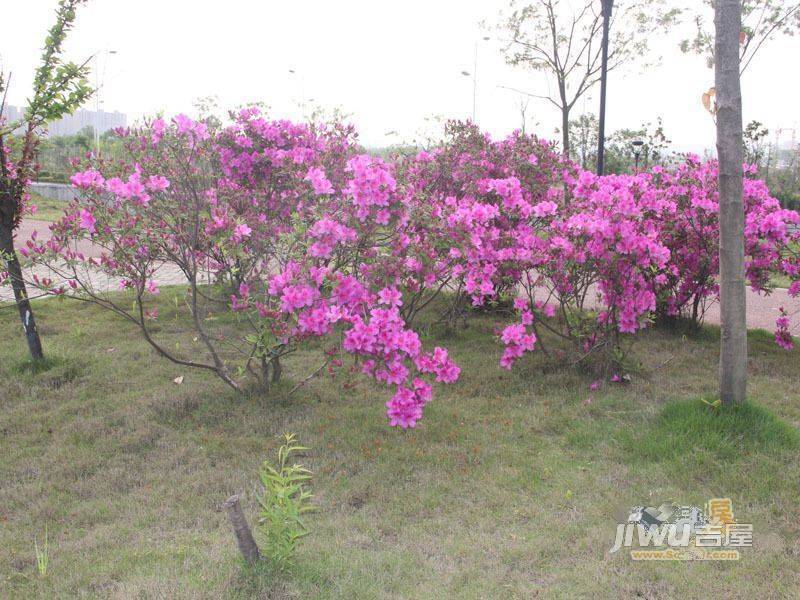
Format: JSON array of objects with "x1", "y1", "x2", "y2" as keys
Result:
[{"x1": 223, "y1": 495, "x2": 260, "y2": 564}]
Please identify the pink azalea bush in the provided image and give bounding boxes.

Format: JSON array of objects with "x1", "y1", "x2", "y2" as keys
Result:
[
  {"x1": 496, "y1": 169, "x2": 672, "y2": 371},
  {"x1": 21, "y1": 113, "x2": 277, "y2": 390},
  {"x1": 643, "y1": 157, "x2": 800, "y2": 325},
  {"x1": 391, "y1": 120, "x2": 572, "y2": 326},
  {"x1": 20, "y1": 110, "x2": 460, "y2": 427},
  {"x1": 232, "y1": 147, "x2": 462, "y2": 428},
  {"x1": 13, "y1": 113, "x2": 800, "y2": 425},
  {"x1": 496, "y1": 157, "x2": 800, "y2": 369}
]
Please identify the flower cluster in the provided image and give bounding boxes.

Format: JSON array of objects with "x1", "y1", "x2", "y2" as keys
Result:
[
  {"x1": 15, "y1": 112, "x2": 800, "y2": 426},
  {"x1": 495, "y1": 158, "x2": 799, "y2": 370}
]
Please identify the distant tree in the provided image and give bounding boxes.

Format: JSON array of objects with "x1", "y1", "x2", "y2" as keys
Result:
[
  {"x1": 568, "y1": 113, "x2": 599, "y2": 170},
  {"x1": 516, "y1": 95, "x2": 532, "y2": 134},
  {"x1": 568, "y1": 113, "x2": 672, "y2": 173},
  {"x1": 36, "y1": 127, "x2": 128, "y2": 183},
  {"x1": 193, "y1": 96, "x2": 223, "y2": 131},
  {"x1": 495, "y1": 0, "x2": 680, "y2": 156},
  {"x1": 72, "y1": 125, "x2": 95, "y2": 150},
  {"x1": 715, "y1": 0, "x2": 748, "y2": 405},
  {"x1": 0, "y1": 0, "x2": 92, "y2": 360},
  {"x1": 606, "y1": 117, "x2": 672, "y2": 172},
  {"x1": 681, "y1": 0, "x2": 800, "y2": 73},
  {"x1": 43, "y1": 125, "x2": 92, "y2": 151},
  {"x1": 743, "y1": 120, "x2": 770, "y2": 165}
]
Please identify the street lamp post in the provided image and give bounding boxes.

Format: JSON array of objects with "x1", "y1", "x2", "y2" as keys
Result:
[
  {"x1": 461, "y1": 36, "x2": 490, "y2": 123},
  {"x1": 288, "y1": 69, "x2": 316, "y2": 119},
  {"x1": 632, "y1": 139, "x2": 644, "y2": 171},
  {"x1": 472, "y1": 41, "x2": 478, "y2": 122},
  {"x1": 93, "y1": 49, "x2": 118, "y2": 155},
  {"x1": 596, "y1": 0, "x2": 613, "y2": 175},
  {"x1": 460, "y1": 70, "x2": 474, "y2": 121},
  {"x1": 288, "y1": 68, "x2": 303, "y2": 116}
]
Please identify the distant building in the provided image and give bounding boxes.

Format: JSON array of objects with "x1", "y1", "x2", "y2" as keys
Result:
[
  {"x1": 1, "y1": 104, "x2": 24, "y2": 124},
  {"x1": 771, "y1": 127, "x2": 798, "y2": 170},
  {"x1": 3, "y1": 105, "x2": 127, "y2": 136}
]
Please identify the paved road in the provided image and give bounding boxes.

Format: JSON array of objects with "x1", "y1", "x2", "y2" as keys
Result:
[
  {"x1": 702, "y1": 287, "x2": 796, "y2": 333},
  {"x1": 1, "y1": 220, "x2": 186, "y2": 302},
  {"x1": 16, "y1": 218, "x2": 98, "y2": 258},
  {"x1": 3, "y1": 220, "x2": 798, "y2": 335}
]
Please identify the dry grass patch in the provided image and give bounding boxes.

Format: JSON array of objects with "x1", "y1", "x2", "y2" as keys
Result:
[{"x1": 1, "y1": 289, "x2": 799, "y2": 598}]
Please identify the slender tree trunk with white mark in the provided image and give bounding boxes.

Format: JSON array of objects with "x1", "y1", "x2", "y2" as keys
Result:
[
  {"x1": 715, "y1": 0, "x2": 747, "y2": 405},
  {"x1": 1, "y1": 222, "x2": 44, "y2": 360}
]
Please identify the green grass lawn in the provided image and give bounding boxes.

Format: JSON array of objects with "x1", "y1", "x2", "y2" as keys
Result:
[
  {"x1": 769, "y1": 241, "x2": 800, "y2": 289},
  {"x1": 28, "y1": 192, "x2": 69, "y2": 223},
  {"x1": 769, "y1": 273, "x2": 792, "y2": 289},
  {"x1": 1, "y1": 290, "x2": 799, "y2": 598}
]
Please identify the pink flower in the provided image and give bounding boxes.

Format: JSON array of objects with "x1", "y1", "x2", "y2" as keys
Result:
[
  {"x1": 279, "y1": 284, "x2": 318, "y2": 313},
  {"x1": 232, "y1": 223, "x2": 252, "y2": 242},
  {"x1": 386, "y1": 386, "x2": 423, "y2": 428},
  {"x1": 305, "y1": 167, "x2": 334, "y2": 195},
  {"x1": 775, "y1": 308, "x2": 794, "y2": 350},
  {"x1": 377, "y1": 287, "x2": 403, "y2": 307},
  {"x1": 79, "y1": 209, "x2": 96, "y2": 233},
  {"x1": 308, "y1": 217, "x2": 357, "y2": 258},
  {"x1": 146, "y1": 175, "x2": 170, "y2": 192},
  {"x1": 532, "y1": 200, "x2": 558, "y2": 218},
  {"x1": 345, "y1": 155, "x2": 397, "y2": 222},
  {"x1": 151, "y1": 118, "x2": 166, "y2": 144},
  {"x1": 71, "y1": 169, "x2": 105, "y2": 190}
]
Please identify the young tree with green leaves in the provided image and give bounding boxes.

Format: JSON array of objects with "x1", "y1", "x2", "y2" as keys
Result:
[
  {"x1": 0, "y1": 0, "x2": 92, "y2": 360},
  {"x1": 495, "y1": 0, "x2": 680, "y2": 156},
  {"x1": 568, "y1": 113, "x2": 672, "y2": 173},
  {"x1": 743, "y1": 120, "x2": 770, "y2": 165},
  {"x1": 682, "y1": 0, "x2": 800, "y2": 74}
]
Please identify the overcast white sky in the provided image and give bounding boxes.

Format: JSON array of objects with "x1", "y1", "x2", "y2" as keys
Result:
[{"x1": 3, "y1": 1, "x2": 799, "y2": 152}]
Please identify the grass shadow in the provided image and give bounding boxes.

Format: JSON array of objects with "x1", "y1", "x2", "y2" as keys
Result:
[
  {"x1": 9, "y1": 353, "x2": 85, "y2": 389},
  {"x1": 621, "y1": 398, "x2": 799, "y2": 465},
  {"x1": 654, "y1": 314, "x2": 718, "y2": 342}
]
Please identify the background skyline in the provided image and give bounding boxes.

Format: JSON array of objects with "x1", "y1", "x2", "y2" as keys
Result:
[{"x1": 3, "y1": 1, "x2": 799, "y2": 152}]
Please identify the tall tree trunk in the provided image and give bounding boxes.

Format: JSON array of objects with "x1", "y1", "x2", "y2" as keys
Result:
[
  {"x1": 1, "y1": 222, "x2": 44, "y2": 360},
  {"x1": 557, "y1": 74, "x2": 570, "y2": 158},
  {"x1": 715, "y1": 0, "x2": 747, "y2": 405}
]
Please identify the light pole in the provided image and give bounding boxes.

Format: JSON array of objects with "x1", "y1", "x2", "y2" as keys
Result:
[
  {"x1": 632, "y1": 139, "x2": 644, "y2": 171},
  {"x1": 596, "y1": 0, "x2": 613, "y2": 175},
  {"x1": 460, "y1": 36, "x2": 490, "y2": 123},
  {"x1": 288, "y1": 68, "x2": 309, "y2": 119},
  {"x1": 93, "y1": 49, "x2": 118, "y2": 155},
  {"x1": 460, "y1": 70, "x2": 474, "y2": 122}
]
